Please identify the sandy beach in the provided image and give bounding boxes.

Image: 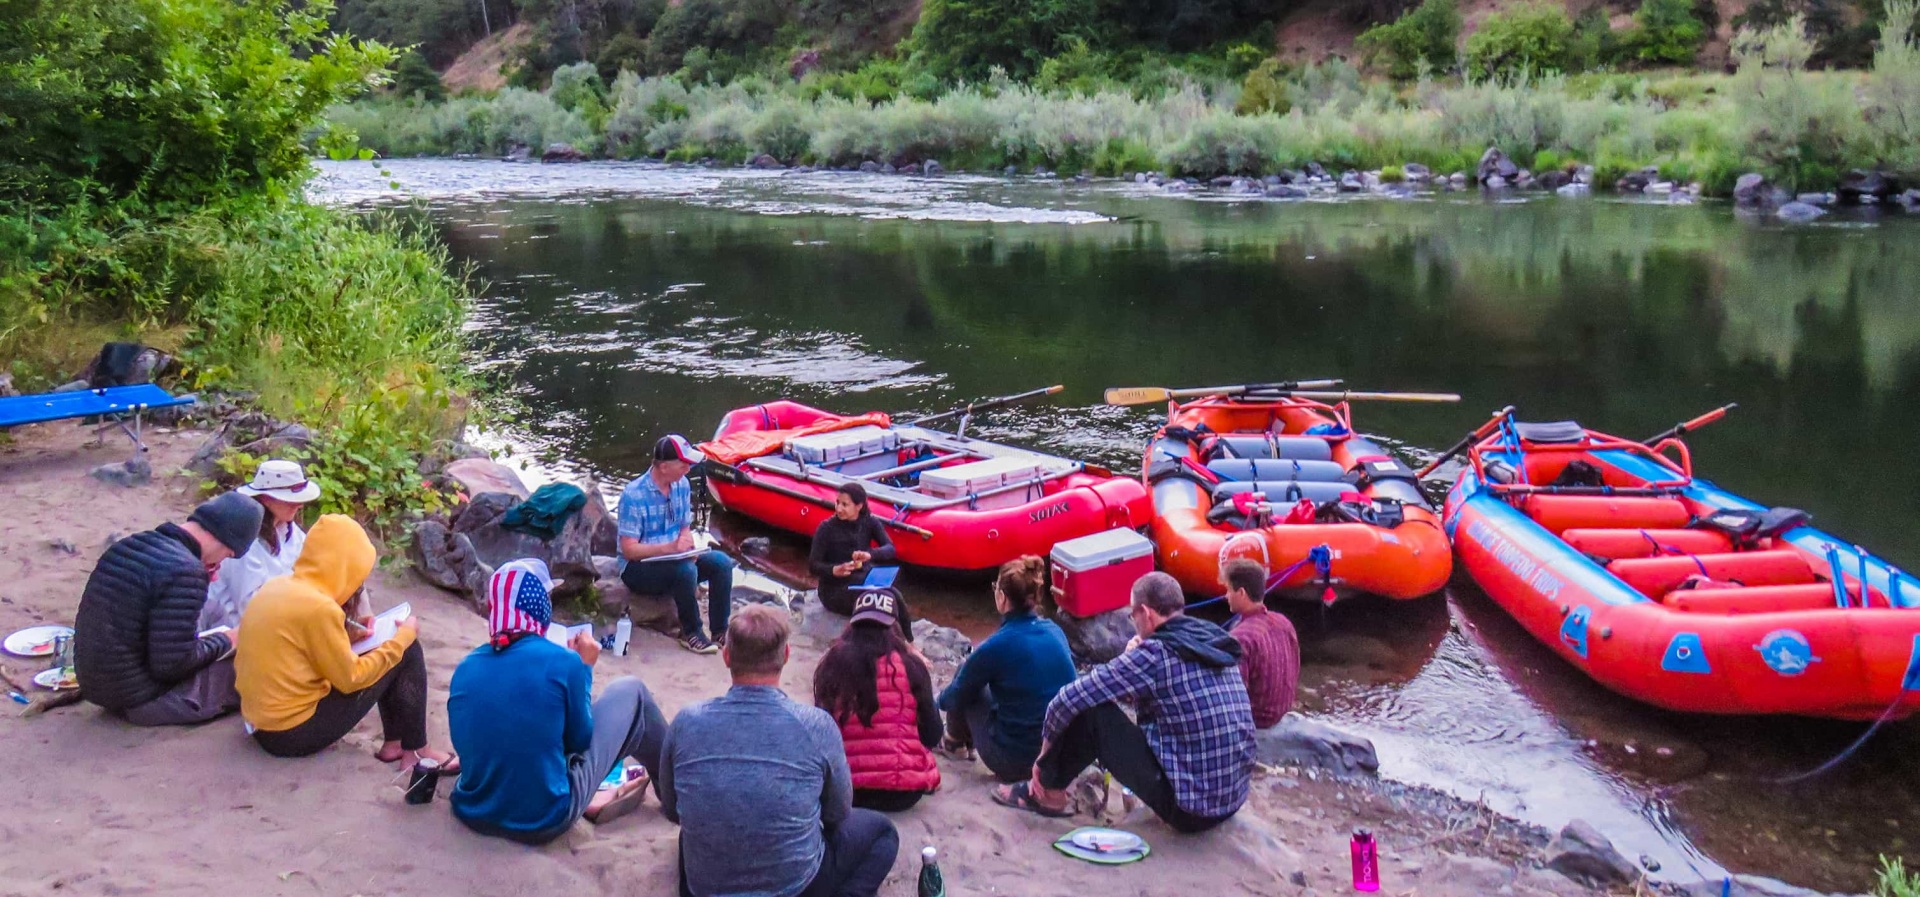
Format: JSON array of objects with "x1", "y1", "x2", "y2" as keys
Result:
[{"x1": 0, "y1": 421, "x2": 1615, "y2": 897}]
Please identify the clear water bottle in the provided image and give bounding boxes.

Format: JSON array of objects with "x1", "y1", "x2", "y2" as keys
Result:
[
  {"x1": 614, "y1": 612, "x2": 632, "y2": 656},
  {"x1": 917, "y1": 846, "x2": 945, "y2": 897},
  {"x1": 1350, "y1": 829, "x2": 1380, "y2": 892}
]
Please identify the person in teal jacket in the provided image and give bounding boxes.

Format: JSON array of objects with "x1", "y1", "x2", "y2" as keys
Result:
[
  {"x1": 936, "y1": 556, "x2": 1077, "y2": 783},
  {"x1": 449, "y1": 559, "x2": 666, "y2": 844}
]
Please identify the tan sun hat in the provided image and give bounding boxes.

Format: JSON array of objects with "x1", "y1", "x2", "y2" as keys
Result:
[{"x1": 236, "y1": 459, "x2": 322, "y2": 503}]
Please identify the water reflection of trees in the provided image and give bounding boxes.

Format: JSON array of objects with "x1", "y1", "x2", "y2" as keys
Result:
[{"x1": 435, "y1": 195, "x2": 1920, "y2": 565}]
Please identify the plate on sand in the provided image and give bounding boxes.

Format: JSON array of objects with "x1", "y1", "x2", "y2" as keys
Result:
[
  {"x1": 1053, "y1": 827, "x2": 1149, "y2": 865},
  {"x1": 33, "y1": 668, "x2": 78, "y2": 691},
  {"x1": 4, "y1": 625, "x2": 73, "y2": 658}
]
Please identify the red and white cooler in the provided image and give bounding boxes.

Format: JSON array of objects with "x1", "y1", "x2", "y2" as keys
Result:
[{"x1": 1049, "y1": 528, "x2": 1155, "y2": 617}]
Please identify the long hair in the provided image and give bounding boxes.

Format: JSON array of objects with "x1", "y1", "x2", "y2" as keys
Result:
[
  {"x1": 837, "y1": 481, "x2": 872, "y2": 518},
  {"x1": 813, "y1": 620, "x2": 931, "y2": 728},
  {"x1": 255, "y1": 497, "x2": 281, "y2": 554}
]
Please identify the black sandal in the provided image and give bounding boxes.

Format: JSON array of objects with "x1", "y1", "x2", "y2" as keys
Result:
[{"x1": 992, "y1": 781, "x2": 1072, "y2": 818}]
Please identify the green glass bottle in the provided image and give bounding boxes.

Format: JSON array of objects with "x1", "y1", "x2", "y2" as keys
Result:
[{"x1": 917, "y1": 846, "x2": 945, "y2": 897}]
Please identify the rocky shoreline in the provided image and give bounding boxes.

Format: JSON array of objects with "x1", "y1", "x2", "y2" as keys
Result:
[{"x1": 489, "y1": 141, "x2": 1919, "y2": 220}]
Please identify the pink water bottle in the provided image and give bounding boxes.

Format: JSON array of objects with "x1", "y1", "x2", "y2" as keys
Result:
[{"x1": 1350, "y1": 829, "x2": 1380, "y2": 892}]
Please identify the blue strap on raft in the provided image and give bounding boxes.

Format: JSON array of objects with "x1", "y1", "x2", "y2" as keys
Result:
[
  {"x1": 1186, "y1": 543, "x2": 1333, "y2": 609},
  {"x1": 0, "y1": 384, "x2": 195, "y2": 452},
  {"x1": 1823, "y1": 543, "x2": 1851, "y2": 609}
]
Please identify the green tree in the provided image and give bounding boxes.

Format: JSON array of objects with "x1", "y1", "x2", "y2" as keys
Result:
[
  {"x1": 1630, "y1": 0, "x2": 1707, "y2": 64},
  {"x1": 646, "y1": 0, "x2": 790, "y2": 73},
  {"x1": 1356, "y1": 0, "x2": 1462, "y2": 79},
  {"x1": 904, "y1": 0, "x2": 1099, "y2": 82},
  {"x1": 1234, "y1": 58, "x2": 1293, "y2": 113},
  {"x1": 392, "y1": 50, "x2": 449, "y2": 101},
  {"x1": 0, "y1": 0, "x2": 396, "y2": 209},
  {"x1": 1465, "y1": 1, "x2": 1577, "y2": 79},
  {"x1": 333, "y1": 0, "x2": 487, "y2": 67}
]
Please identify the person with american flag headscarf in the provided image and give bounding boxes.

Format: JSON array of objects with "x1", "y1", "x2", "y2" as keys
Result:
[{"x1": 448, "y1": 558, "x2": 669, "y2": 844}]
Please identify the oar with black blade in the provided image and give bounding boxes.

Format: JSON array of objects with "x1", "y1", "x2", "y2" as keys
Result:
[
  {"x1": 1101, "y1": 380, "x2": 1343, "y2": 406},
  {"x1": 1417, "y1": 405, "x2": 1516, "y2": 479},
  {"x1": 1643, "y1": 403, "x2": 1737, "y2": 445},
  {"x1": 909, "y1": 385, "x2": 1065, "y2": 436}
]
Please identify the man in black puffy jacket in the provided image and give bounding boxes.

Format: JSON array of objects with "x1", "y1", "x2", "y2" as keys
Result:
[{"x1": 74, "y1": 492, "x2": 263, "y2": 726}]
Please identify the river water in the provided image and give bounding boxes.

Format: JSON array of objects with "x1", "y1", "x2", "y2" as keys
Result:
[{"x1": 316, "y1": 159, "x2": 1920, "y2": 891}]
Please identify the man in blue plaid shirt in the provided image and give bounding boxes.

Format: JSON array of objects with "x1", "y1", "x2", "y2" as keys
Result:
[
  {"x1": 618, "y1": 435, "x2": 735, "y2": 655},
  {"x1": 993, "y1": 571, "x2": 1254, "y2": 832}
]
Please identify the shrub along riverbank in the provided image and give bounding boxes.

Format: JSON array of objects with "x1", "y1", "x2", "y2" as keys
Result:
[
  {"x1": 2, "y1": 0, "x2": 474, "y2": 536},
  {"x1": 326, "y1": 5, "x2": 1920, "y2": 195}
]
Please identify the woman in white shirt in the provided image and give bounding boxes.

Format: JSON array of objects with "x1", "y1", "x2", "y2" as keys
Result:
[{"x1": 199, "y1": 460, "x2": 322, "y2": 631}]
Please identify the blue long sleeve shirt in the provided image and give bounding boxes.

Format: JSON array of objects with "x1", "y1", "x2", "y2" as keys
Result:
[
  {"x1": 936, "y1": 610, "x2": 1076, "y2": 764},
  {"x1": 447, "y1": 637, "x2": 593, "y2": 837}
]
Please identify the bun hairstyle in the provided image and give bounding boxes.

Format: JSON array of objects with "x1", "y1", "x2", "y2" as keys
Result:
[{"x1": 995, "y1": 555, "x2": 1047, "y2": 611}]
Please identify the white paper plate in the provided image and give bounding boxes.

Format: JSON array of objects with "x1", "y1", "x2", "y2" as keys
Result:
[
  {"x1": 33, "y1": 668, "x2": 78, "y2": 690},
  {"x1": 4, "y1": 625, "x2": 73, "y2": 657},
  {"x1": 1069, "y1": 829, "x2": 1145, "y2": 853}
]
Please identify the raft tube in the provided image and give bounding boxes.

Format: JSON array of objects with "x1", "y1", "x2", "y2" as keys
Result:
[
  {"x1": 1442, "y1": 420, "x2": 1920, "y2": 720},
  {"x1": 1144, "y1": 395, "x2": 1451, "y2": 602},
  {"x1": 704, "y1": 401, "x2": 1151, "y2": 572}
]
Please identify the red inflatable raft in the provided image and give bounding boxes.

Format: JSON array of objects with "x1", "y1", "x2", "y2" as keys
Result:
[
  {"x1": 1443, "y1": 418, "x2": 1920, "y2": 719},
  {"x1": 701, "y1": 401, "x2": 1151, "y2": 572},
  {"x1": 1144, "y1": 395, "x2": 1451, "y2": 602}
]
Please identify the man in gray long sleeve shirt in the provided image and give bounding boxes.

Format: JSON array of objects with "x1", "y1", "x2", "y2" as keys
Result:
[{"x1": 660, "y1": 606, "x2": 899, "y2": 897}]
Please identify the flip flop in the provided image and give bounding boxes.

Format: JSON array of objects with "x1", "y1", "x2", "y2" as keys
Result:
[
  {"x1": 935, "y1": 737, "x2": 975, "y2": 762},
  {"x1": 587, "y1": 778, "x2": 649, "y2": 826},
  {"x1": 992, "y1": 781, "x2": 1073, "y2": 818}
]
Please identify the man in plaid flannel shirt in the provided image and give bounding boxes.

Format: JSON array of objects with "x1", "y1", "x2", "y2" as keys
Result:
[{"x1": 994, "y1": 571, "x2": 1255, "y2": 832}]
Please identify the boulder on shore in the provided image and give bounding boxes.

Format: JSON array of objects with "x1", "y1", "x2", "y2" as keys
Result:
[
  {"x1": 749, "y1": 153, "x2": 782, "y2": 169},
  {"x1": 445, "y1": 490, "x2": 599, "y2": 601},
  {"x1": 444, "y1": 458, "x2": 530, "y2": 500},
  {"x1": 1540, "y1": 819, "x2": 1638, "y2": 887},
  {"x1": 1253, "y1": 712, "x2": 1380, "y2": 776},
  {"x1": 1733, "y1": 172, "x2": 1780, "y2": 207},
  {"x1": 1475, "y1": 146, "x2": 1519, "y2": 183},
  {"x1": 89, "y1": 457, "x2": 153, "y2": 488},
  {"x1": 1401, "y1": 162, "x2": 1431, "y2": 181},
  {"x1": 1776, "y1": 201, "x2": 1827, "y2": 222},
  {"x1": 542, "y1": 143, "x2": 587, "y2": 163},
  {"x1": 1615, "y1": 166, "x2": 1660, "y2": 192},
  {"x1": 910, "y1": 620, "x2": 973, "y2": 678},
  {"x1": 1838, "y1": 168, "x2": 1897, "y2": 202},
  {"x1": 1055, "y1": 606, "x2": 1133, "y2": 664}
]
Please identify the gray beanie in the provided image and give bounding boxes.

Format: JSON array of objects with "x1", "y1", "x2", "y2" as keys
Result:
[{"x1": 189, "y1": 491, "x2": 265, "y2": 556}]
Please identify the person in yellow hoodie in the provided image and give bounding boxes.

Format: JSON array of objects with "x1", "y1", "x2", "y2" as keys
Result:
[{"x1": 236, "y1": 515, "x2": 457, "y2": 770}]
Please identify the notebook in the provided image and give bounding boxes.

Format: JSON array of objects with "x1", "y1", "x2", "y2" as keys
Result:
[{"x1": 350, "y1": 603, "x2": 412, "y2": 655}]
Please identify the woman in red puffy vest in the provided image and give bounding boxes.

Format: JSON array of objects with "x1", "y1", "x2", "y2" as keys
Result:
[{"x1": 813, "y1": 588, "x2": 942, "y2": 811}]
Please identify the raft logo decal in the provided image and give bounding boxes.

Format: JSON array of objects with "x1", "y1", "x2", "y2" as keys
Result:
[
  {"x1": 1027, "y1": 501, "x2": 1071, "y2": 524},
  {"x1": 1465, "y1": 519, "x2": 1565, "y2": 602},
  {"x1": 1559, "y1": 605, "x2": 1592, "y2": 659},
  {"x1": 1754, "y1": 629, "x2": 1820, "y2": 676},
  {"x1": 1661, "y1": 633, "x2": 1711, "y2": 674}
]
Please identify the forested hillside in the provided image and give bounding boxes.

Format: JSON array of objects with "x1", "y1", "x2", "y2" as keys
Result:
[{"x1": 330, "y1": 0, "x2": 1892, "y2": 90}]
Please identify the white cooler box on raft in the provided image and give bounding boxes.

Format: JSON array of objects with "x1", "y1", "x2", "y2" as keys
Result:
[
  {"x1": 785, "y1": 426, "x2": 899, "y2": 467},
  {"x1": 918, "y1": 456, "x2": 1047, "y2": 509},
  {"x1": 1050, "y1": 528, "x2": 1155, "y2": 617}
]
